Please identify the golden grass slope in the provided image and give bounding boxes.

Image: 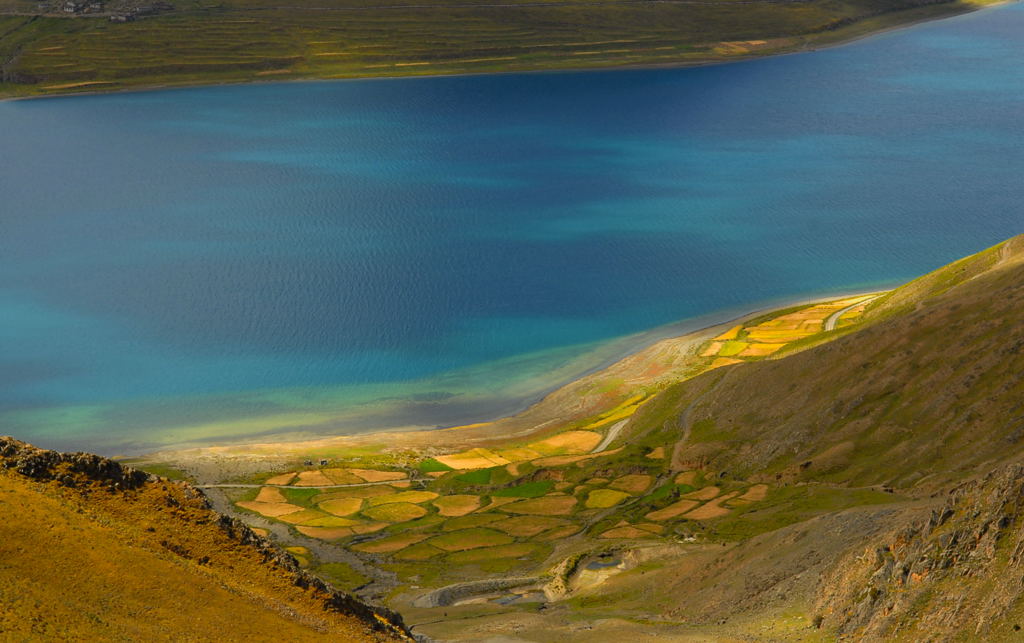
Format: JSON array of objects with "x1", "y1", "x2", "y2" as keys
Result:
[{"x1": 0, "y1": 443, "x2": 407, "y2": 641}]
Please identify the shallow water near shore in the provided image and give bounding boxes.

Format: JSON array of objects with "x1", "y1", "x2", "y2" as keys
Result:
[{"x1": 1, "y1": 4, "x2": 1022, "y2": 453}]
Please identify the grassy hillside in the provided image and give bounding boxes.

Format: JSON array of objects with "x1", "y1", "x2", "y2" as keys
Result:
[
  {"x1": 0, "y1": 0, "x2": 1002, "y2": 97},
  {"x1": 0, "y1": 437, "x2": 410, "y2": 641},
  {"x1": 633, "y1": 235, "x2": 1024, "y2": 492}
]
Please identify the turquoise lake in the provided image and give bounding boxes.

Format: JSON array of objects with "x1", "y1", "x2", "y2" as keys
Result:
[{"x1": 1, "y1": 4, "x2": 1022, "y2": 453}]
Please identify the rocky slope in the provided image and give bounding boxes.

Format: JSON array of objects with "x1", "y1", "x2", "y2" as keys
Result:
[
  {"x1": 0, "y1": 437, "x2": 412, "y2": 641},
  {"x1": 817, "y1": 462, "x2": 1024, "y2": 641}
]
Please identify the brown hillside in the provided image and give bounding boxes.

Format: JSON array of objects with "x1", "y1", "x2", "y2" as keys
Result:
[
  {"x1": 817, "y1": 461, "x2": 1024, "y2": 641},
  {"x1": 0, "y1": 437, "x2": 411, "y2": 641}
]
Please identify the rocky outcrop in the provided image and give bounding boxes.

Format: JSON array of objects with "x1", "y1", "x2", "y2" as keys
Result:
[
  {"x1": 0, "y1": 435, "x2": 150, "y2": 490},
  {"x1": 815, "y1": 463, "x2": 1024, "y2": 641}
]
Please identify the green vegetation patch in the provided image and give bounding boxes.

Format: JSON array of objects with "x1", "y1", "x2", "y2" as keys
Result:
[
  {"x1": 280, "y1": 487, "x2": 324, "y2": 508},
  {"x1": 712, "y1": 485, "x2": 903, "y2": 541},
  {"x1": 718, "y1": 341, "x2": 750, "y2": 357},
  {"x1": 366, "y1": 490, "x2": 439, "y2": 507},
  {"x1": 418, "y1": 458, "x2": 454, "y2": 473},
  {"x1": 585, "y1": 489, "x2": 632, "y2": 509},
  {"x1": 393, "y1": 543, "x2": 445, "y2": 561},
  {"x1": 492, "y1": 481, "x2": 554, "y2": 498},
  {"x1": 427, "y1": 528, "x2": 514, "y2": 552},
  {"x1": 315, "y1": 562, "x2": 371, "y2": 591},
  {"x1": 362, "y1": 502, "x2": 428, "y2": 523},
  {"x1": 446, "y1": 543, "x2": 541, "y2": 563},
  {"x1": 127, "y1": 461, "x2": 191, "y2": 481},
  {"x1": 451, "y1": 468, "x2": 489, "y2": 485},
  {"x1": 300, "y1": 516, "x2": 363, "y2": 528}
]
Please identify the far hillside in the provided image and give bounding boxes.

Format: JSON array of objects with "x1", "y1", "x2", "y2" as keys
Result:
[{"x1": 0, "y1": 0, "x2": 1003, "y2": 97}]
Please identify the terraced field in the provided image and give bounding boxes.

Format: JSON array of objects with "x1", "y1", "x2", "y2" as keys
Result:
[{"x1": 224, "y1": 292, "x2": 893, "y2": 597}]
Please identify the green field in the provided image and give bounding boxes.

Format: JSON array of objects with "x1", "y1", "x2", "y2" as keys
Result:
[{"x1": 0, "y1": 0, "x2": 999, "y2": 98}]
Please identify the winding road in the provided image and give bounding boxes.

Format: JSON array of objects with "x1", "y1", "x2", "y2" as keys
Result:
[
  {"x1": 824, "y1": 294, "x2": 884, "y2": 332},
  {"x1": 591, "y1": 419, "x2": 629, "y2": 454}
]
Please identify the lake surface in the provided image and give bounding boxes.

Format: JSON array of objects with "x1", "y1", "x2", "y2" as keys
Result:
[{"x1": 2, "y1": 4, "x2": 1022, "y2": 453}]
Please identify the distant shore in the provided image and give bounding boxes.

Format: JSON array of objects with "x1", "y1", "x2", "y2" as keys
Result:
[{"x1": 0, "y1": 0, "x2": 1010, "y2": 102}]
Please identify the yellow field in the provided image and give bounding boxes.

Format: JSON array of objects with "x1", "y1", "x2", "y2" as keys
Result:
[
  {"x1": 293, "y1": 470, "x2": 335, "y2": 487},
  {"x1": 736, "y1": 484, "x2": 769, "y2": 502},
  {"x1": 743, "y1": 329, "x2": 810, "y2": 343},
  {"x1": 276, "y1": 509, "x2": 332, "y2": 525},
  {"x1": 392, "y1": 543, "x2": 445, "y2": 561},
  {"x1": 709, "y1": 357, "x2": 743, "y2": 370},
  {"x1": 300, "y1": 516, "x2": 363, "y2": 528},
  {"x1": 478, "y1": 496, "x2": 520, "y2": 512},
  {"x1": 350, "y1": 522, "x2": 389, "y2": 535},
  {"x1": 366, "y1": 490, "x2": 439, "y2": 507},
  {"x1": 352, "y1": 533, "x2": 430, "y2": 554},
  {"x1": 644, "y1": 499, "x2": 699, "y2": 521},
  {"x1": 236, "y1": 501, "x2": 304, "y2": 518},
  {"x1": 321, "y1": 468, "x2": 365, "y2": 485},
  {"x1": 296, "y1": 525, "x2": 353, "y2": 539},
  {"x1": 347, "y1": 468, "x2": 407, "y2": 483},
  {"x1": 645, "y1": 447, "x2": 665, "y2": 460},
  {"x1": 534, "y1": 524, "x2": 581, "y2": 541},
  {"x1": 361, "y1": 502, "x2": 428, "y2": 522},
  {"x1": 426, "y1": 528, "x2": 514, "y2": 552},
  {"x1": 318, "y1": 498, "x2": 364, "y2": 517},
  {"x1": 254, "y1": 487, "x2": 287, "y2": 503},
  {"x1": 675, "y1": 471, "x2": 698, "y2": 485},
  {"x1": 600, "y1": 525, "x2": 655, "y2": 539},
  {"x1": 497, "y1": 447, "x2": 542, "y2": 462},
  {"x1": 713, "y1": 325, "x2": 742, "y2": 341},
  {"x1": 718, "y1": 341, "x2": 749, "y2": 356},
  {"x1": 432, "y1": 494, "x2": 481, "y2": 517},
  {"x1": 313, "y1": 486, "x2": 394, "y2": 503},
  {"x1": 529, "y1": 430, "x2": 602, "y2": 455},
  {"x1": 701, "y1": 341, "x2": 723, "y2": 357},
  {"x1": 500, "y1": 496, "x2": 577, "y2": 516},
  {"x1": 682, "y1": 492, "x2": 739, "y2": 520},
  {"x1": 434, "y1": 448, "x2": 510, "y2": 470},
  {"x1": 738, "y1": 343, "x2": 785, "y2": 357},
  {"x1": 609, "y1": 474, "x2": 652, "y2": 494},
  {"x1": 683, "y1": 486, "x2": 720, "y2": 500},
  {"x1": 264, "y1": 472, "x2": 295, "y2": 485},
  {"x1": 585, "y1": 489, "x2": 631, "y2": 508},
  {"x1": 489, "y1": 515, "x2": 568, "y2": 537}
]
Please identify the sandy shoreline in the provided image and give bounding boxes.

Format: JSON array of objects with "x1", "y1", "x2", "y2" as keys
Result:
[{"x1": 140, "y1": 285, "x2": 892, "y2": 472}]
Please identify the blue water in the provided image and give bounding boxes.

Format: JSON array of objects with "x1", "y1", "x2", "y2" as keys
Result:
[{"x1": 1, "y1": 5, "x2": 1022, "y2": 452}]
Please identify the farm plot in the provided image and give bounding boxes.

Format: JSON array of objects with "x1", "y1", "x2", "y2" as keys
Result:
[
  {"x1": 427, "y1": 528, "x2": 514, "y2": 552},
  {"x1": 362, "y1": 502, "x2": 427, "y2": 522},
  {"x1": 432, "y1": 495, "x2": 481, "y2": 517},
  {"x1": 500, "y1": 496, "x2": 577, "y2": 516}
]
